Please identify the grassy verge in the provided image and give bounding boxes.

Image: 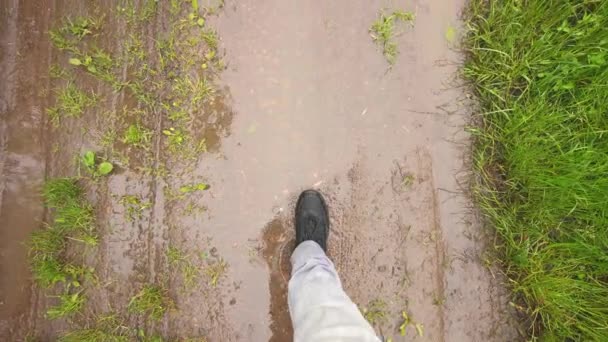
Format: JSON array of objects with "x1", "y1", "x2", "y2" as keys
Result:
[{"x1": 464, "y1": 0, "x2": 608, "y2": 340}]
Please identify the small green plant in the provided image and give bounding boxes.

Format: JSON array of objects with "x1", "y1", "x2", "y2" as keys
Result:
[
  {"x1": 49, "y1": 16, "x2": 101, "y2": 51},
  {"x1": 64, "y1": 16, "x2": 101, "y2": 39},
  {"x1": 49, "y1": 64, "x2": 69, "y2": 79},
  {"x1": 42, "y1": 177, "x2": 95, "y2": 232},
  {"x1": 179, "y1": 182, "x2": 210, "y2": 194},
  {"x1": 69, "y1": 48, "x2": 119, "y2": 86},
  {"x1": 43, "y1": 178, "x2": 82, "y2": 207},
  {"x1": 30, "y1": 256, "x2": 69, "y2": 288},
  {"x1": 361, "y1": 299, "x2": 387, "y2": 325},
  {"x1": 128, "y1": 285, "x2": 172, "y2": 321},
  {"x1": 60, "y1": 330, "x2": 128, "y2": 342},
  {"x1": 201, "y1": 28, "x2": 218, "y2": 50},
  {"x1": 162, "y1": 127, "x2": 187, "y2": 151},
  {"x1": 204, "y1": 259, "x2": 227, "y2": 287},
  {"x1": 52, "y1": 200, "x2": 95, "y2": 232},
  {"x1": 46, "y1": 292, "x2": 85, "y2": 319},
  {"x1": 401, "y1": 173, "x2": 415, "y2": 188},
  {"x1": 29, "y1": 226, "x2": 65, "y2": 257},
  {"x1": 30, "y1": 178, "x2": 97, "y2": 287},
  {"x1": 122, "y1": 123, "x2": 152, "y2": 149},
  {"x1": 119, "y1": 195, "x2": 151, "y2": 221},
  {"x1": 82, "y1": 151, "x2": 114, "y2": 178},
  {"x1": 47, "y1": 83, "x2": 97, "y2": 125},
  {"x1": 370, "y1": 9, "x2": 415, "y2": 65},
  {"x1": 116, "y1": 0, "x2": 157, "y2": 25},
  {"x1": 59, "y1": 314, "x2": 129, "y2": 342},
  {"x1": 398, "y1": 311, "x2": 423, "y2": 337},
  {"x1": 167, "y1": 246, "x2": 200, "y2": 289}
]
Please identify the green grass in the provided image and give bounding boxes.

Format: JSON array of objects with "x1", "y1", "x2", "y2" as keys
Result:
[
  {"x1": 128, "y1": 285, "x2": 172, "y2": 321},
  {"x1": 204, "y1": 259, "x2": 227, "y2": 287},
  {"x1": 369, "y1": 9, "x2": 415, "y2": 65},
  {"x1": 39, "y1": 177, "x2": 96, "y2": 240},
  {"x1": 361, "y1": 299, "x2": 387, "y2": 326},
  {"x1": 122, "y1": 123, "x2": 153, "y2": 149},
  {"x1": 30, "y1": 178, "x2": 96, "y2": 290},
  {"x1": 43, "y1": 178, "x2": 82, "y2": 207},
  {"x1": 119, "y1": 195, "x2": 151, "y2": 221},
  {"x1": 46, "y1": 292, "x2": 85, "y2": 319},
  {"x1": 59, "y1": 329, "x2": 128, "y2": 342},
  {"x1": 167, "y1": 246, "x2": 200, "y2": 289},
  {"x1": 464, "y1": 0, "x2": 608, "y2": 340},
  {"x1": 47, "y1": 82, "x2": 97, "y2": 125},
  {"x1": 30, "y1": 256, "x2": 68, "y2": 288},
  {"x1": 59, "y1": 314, "x2": 129, "y2": 342},
  {"x1": 49, "y1": 15, "x2": 101, "y2": 52}
]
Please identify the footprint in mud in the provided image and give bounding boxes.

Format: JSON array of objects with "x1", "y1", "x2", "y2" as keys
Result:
[{"x1": 261, "y1": 216, "x2": 294, "y2": 342}]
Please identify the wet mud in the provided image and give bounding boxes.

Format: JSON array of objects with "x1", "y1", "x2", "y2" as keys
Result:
[{"x1": 1, "y1": 0, "x2": 521, "y2": 341}]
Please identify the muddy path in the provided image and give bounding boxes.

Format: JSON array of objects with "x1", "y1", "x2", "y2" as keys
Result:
[{"x1": 1, "y1": 0, "x2": 520, "y2": 341}]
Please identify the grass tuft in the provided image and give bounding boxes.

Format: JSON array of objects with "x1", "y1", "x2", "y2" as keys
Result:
[
  {"x1": 361, "y1": 299, "x2": 387, "y2": 326},
  {"x1": 122, "y1": 123, "x2": 153, "y2": 149},
  {"x1": 370, "y1": 9, "x2": 415, "y2": 65},
  {"x1": 46, "y1": 292, "x2": 85, "y2": 319},
  {"x1": 128, "y1": 285, "x2": 172, "y2": 321},
  {"x1": 59, "y1": 314, "x2": 129, "y2": 342},
  {"x1": 464, "y1": 0, "x2": 608, "y2": 340},
  {"x1": 47, "y1": 83, "x2": 97, "y2": 125}
]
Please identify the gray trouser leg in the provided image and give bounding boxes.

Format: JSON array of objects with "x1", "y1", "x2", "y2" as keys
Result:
[{"x1": 288, "y1": 240, "x2": 381, "y2": 342}]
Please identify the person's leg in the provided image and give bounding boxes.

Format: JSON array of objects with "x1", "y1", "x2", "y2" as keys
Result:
[{"x1": 288, "y1": 190, "x2": 380, "y2": 342}]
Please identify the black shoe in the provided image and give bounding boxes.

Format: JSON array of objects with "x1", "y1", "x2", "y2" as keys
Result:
[{"x1": 295, "y1": 190, "x2": 329, "y2": 252}]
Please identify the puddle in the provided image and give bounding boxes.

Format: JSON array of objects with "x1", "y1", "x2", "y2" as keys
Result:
[{"x1": 261, "y1": 216, "x2": 294, "y2": 342}]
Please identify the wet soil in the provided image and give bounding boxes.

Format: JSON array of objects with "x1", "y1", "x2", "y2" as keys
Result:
[{"x1": 1, "y1": 0, "x2": 521, "y2": 341}]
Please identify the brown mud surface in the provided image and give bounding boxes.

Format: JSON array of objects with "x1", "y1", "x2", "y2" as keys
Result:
[{"x1": 1, "y1": 0, "x2": 521, "y2": 341}]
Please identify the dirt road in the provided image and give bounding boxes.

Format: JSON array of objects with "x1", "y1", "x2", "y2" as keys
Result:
[{"x1": 1, "y1": 0, "x2": 518, "y2": 341}]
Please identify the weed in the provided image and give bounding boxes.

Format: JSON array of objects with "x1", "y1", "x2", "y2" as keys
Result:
[
  {"x1": 201, "y1": 29, "x2": 219, "y2": 50},
  {"x1": 42, "y1": 177, "x2": 95, "y2": 232},
  {"x1": 167, "y1": 246, "x2": 199, "y2": 289},
  {"x1": 60, "y1": 330, "x2": 128, "y2": 342},
  {"x1": 117, "y1": 0, "x2": 157, "y2": 25},
  {"x1": 31, "y1": 179, "x2": 97, "y2": 287},
  {"x1": 171, "y1": 76, "x2": 214, "y2": 107},
  {"x1": 162, "y1": 127, "x2": 188, "y2": 151},
  {"x1": 53, "y1": 201, "x2": 95, "y2": 233},
  {"x1": 370, "y1": 9, "x2": 415, "y2": 65},
  {"x1": 47, "y1": 83, "x2": 97, "y2": 125},
  {"x1": 397, "y1": 310, "x2": 422, "y2": 337},
  {"x1": 464, "y1": 0, "x2": 608, "y2": 340},
  {"x1": 183, "y1": 201, "x2": 206, "y2": 216},
  {"x1": 119, "y1": 195, "x2": 151, "y2": 221},
  {"x1": 179, "y1": 182, "x2": 209, "y2": 194},
  {"x1": 204, "y1": 259, "x2": 227, "y2": 287},
  {"x1": 69, "y1": 48, "x2": 120, "y2": 87},
  {"x1": 64, "y1": 16, "x2": 101, "y2": 39},
  {"x1": 43, "y1": 178, "x2": 82, "y2": 208},
  {"x1": 100, "y1": 127, "x2": 118, "y2": 149},
  {"x1": 361, "y1": 299, "x2": 387, "y2": 325},
  {"x1": 49, "y1": 16, "x2": 101, "y2": 51},
  {"x1": 401, "y1": 173, "x2": 414, "y2": 188},
  {"x1": 31, "y1": 256, "x2": 69, "y2": 288},
  {"x1": 59, "y1": 314, "x2": 129, "y2": 342},
  {"x1": 49, "y1": 64, "x2": 69, "y2": 79},
  {"x1": 122, "y1": 123, "x2": 153, "y2": 149},
  {"x1": 82, "y1": 151, "x2": 114, "y2": 178},
  {"x1": 46, "y1": 292, "x2": 85, "y2": 319},
  {"x1": 167, "y1": 246, "x2": 186, "y2": 266},
  {"x1": 128, "y1": 285, "x2": 172, "y2": 321},
  {"x1": 29, "y1": 227, "x2": 65, "y2": 260}
]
